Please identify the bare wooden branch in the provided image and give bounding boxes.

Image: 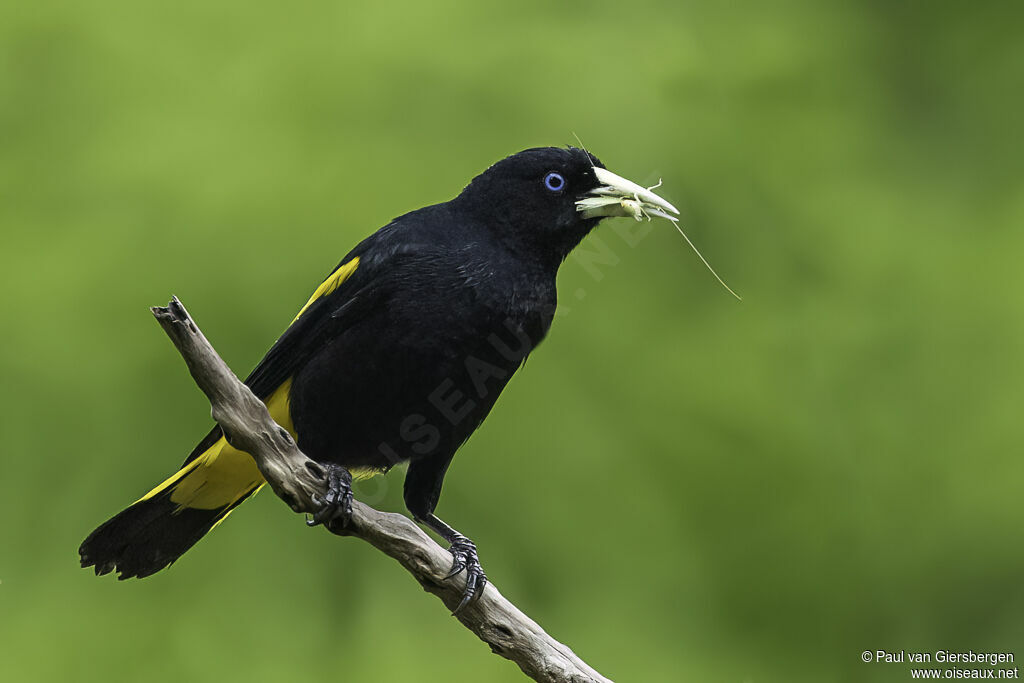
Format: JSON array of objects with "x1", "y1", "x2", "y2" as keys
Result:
[{"x1": 151, "y1": 297, "x2": 613, "y2": 683}]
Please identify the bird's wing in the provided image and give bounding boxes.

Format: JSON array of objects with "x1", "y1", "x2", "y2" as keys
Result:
[
  {"x1": 243, "y1": 255, "x2": 367, "y2": 398},
  {"x1": 180, "y1": 241, "x2": 403, "y2": 467}
]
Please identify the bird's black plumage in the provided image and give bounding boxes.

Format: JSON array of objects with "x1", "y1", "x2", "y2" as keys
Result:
[{"x1": 80, "y1": 146, "x2": 631, "y2": 607}]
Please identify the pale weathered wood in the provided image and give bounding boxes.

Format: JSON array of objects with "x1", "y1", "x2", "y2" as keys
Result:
[{"x1": 150, "y1": 297, "x2": 613, "y2": 683}]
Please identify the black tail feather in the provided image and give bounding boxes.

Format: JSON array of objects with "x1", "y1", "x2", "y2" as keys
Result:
[{"x1": 79, "y1": 489, "x2": 254, "y2": 579}]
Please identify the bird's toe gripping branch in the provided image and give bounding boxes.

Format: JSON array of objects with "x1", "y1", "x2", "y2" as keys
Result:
[
  {"x1": 445, "y1": 534, "x2": 487, "y2": 614},
  {"x1": 307, "y1": 463, "x2": 355, "y2": 532}
]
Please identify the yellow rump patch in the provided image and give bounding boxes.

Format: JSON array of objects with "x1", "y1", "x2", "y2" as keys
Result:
[
  {"x1": 134, "y1": 254, "x2": 375, "y2": 517},
  {"x1": 137, "y1": 379, "x2": 296, "y2": 511},
  {"x1": 293, "y1": 257, "x2": 360, "y2": 322}
]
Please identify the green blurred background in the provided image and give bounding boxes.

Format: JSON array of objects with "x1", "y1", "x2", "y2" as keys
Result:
[{"x1": 2, "y1": 1, "x2": 1022, "y2": 681}]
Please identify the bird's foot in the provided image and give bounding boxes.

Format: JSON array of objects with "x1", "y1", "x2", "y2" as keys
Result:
[
  {"x1": 445, "y1": 534, "x2": 487, "y2": 613},
  {"x1": 307, "y1": 463, "x2": 354, "y2": 531}
]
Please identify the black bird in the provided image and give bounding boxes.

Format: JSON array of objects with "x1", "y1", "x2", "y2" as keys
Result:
[{"x1": 79, "y1": 146, "x2": 680, "y2": 610}]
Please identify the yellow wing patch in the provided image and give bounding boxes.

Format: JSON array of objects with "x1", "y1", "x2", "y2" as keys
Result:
[{"x1": 293, "y1": 257, "x2": 360, "y2": 322}]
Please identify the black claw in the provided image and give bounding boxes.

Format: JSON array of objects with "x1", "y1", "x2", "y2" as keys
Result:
[
  {"x1": 306, "y1": 464, "x2": 354, "y2": 530},
  {"x1": 446, "y1": 536, "x2": 487, "y2": 614}
]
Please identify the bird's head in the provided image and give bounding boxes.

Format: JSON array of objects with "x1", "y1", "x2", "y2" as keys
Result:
[{"x1": 455, "y1": 146, "x2": 679, "y2": 263}]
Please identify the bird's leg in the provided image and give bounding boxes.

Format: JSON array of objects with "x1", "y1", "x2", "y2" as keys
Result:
[
  {"x1": 306, "y1": 463, "x2": 354, "y2": 531},
  {"x1": 417, "y1": 513, "x2": 487, "y2": 613}
]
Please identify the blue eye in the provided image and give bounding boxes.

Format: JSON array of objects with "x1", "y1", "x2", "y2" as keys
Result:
[{"x1": 544, "y1": 172, "x2": 566, "y2": 192}]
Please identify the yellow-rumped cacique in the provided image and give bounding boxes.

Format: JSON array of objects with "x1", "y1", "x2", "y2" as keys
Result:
[{"x1": 79, "y1": 146, "x2": 681, "y2": 611}]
